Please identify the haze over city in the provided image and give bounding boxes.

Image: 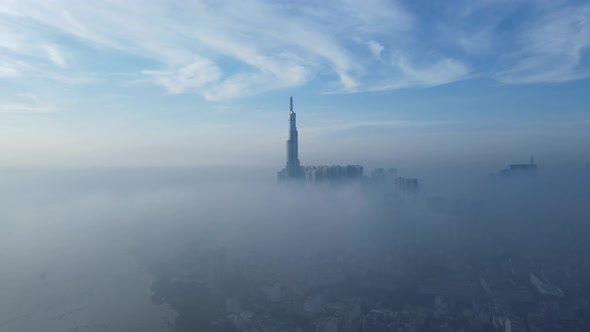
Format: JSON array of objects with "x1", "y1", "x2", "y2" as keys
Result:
[{"x1": 1, "y1": 1, "x2": 589, "y2": 332}]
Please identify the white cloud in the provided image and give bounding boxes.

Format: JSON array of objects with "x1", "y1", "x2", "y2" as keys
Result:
[
  {"x1": 306, "y1": 120, "x2": 455, "y2": 137},
  {"x1": 0, "y1": 104, "x2": 49, "y2": 113},
  {"x1": 0, "y1": 62, "x2": 23, "y2": 77},
  {"x1": 203, "y1": 64, "x2": 310, "y2": 101},
  {"x1": 143, "y1": 57, "x2": 221, "y2": 94},
  {"x1": 0, "y1": 0, "x2": 412, "y2": 99},
  {"x1": 337, "y1": 0, "x2": 412, "y2": 32},
  {"x1": 365, "y1": 56, "x2": 470, "y2": 92},
  {"x1": 338, "y1": 73, "x2": 360, "y2": 92},
  {"x1": 0, "y1": 17, "x2": 61, "y2": 65},
  {"x1": 496, "y1": 3, "x2": 590, "y2": 84},
  {"x1": 457, "y1": 29, "x2": 492, "y2": 55},
  {"x1": 17, "y1": 92, "x2": 39, "y2": 104},
  {"x1": 43, "y1": 44, "x2": 67, "y2": 68},
  {"x1": 398, "y1": 57, "x2": 469, "y2": 86},
  {"x1": 367, "y1": 40, "x2": 384, "y2": 59},
  {"x1": 1, "y1": 0, "x2": 589, "y2": 100},
  {"x1": 0, "y1": 93, "x2": 57, "y2": 113}
]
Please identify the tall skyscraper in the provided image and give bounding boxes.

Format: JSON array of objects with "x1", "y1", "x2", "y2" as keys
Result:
[{"x1": 285, "y1": 96, "x2": 301, "y2": 179}]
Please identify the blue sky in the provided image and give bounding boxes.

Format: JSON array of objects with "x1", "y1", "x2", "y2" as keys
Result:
[{"x1": 0, "y1": 0, "x2": 589, "y2": 173}]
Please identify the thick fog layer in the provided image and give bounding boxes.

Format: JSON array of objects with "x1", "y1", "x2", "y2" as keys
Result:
[
  {"x1": 0, "y1": 168, "x2": 373, "y2": 331},
  {"x1": 1, "y1": 166, "x2": 589, "y2": 331}
]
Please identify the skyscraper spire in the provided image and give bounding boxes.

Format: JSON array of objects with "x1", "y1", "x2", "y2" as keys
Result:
[{"x1": 290, "y1": 96, "x2": 293, "y2": 113}]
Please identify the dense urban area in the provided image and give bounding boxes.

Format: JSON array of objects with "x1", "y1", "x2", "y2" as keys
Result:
[
  {"x1": 143, "y1": 98, "x2": 590, "y2": 332},
  {"x1": 147, "y1": 164, "x2": 590, "y2": 332}
]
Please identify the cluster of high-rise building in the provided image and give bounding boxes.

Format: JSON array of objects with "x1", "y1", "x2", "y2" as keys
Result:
[
  {"x1": 304, "y1": 165, "x2": 364, "y2": 184},
  {"x1": 493, "y1": 157, "x2": 538, "y2": 178},
  {"x1": 277, "y1": 97, "x2": 422, "y2": 192},
  {"x1": 277, "y1": 97, "x2": 365, "y2": 185}
]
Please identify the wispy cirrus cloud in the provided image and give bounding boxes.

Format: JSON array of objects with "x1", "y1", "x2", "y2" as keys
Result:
[
  {"x1": 43, "y1": 44, "x2": 67, "y2": 68},
  {"x1": 495, "y1": 3, "x2": 590, "y2": 84},
  {"x1": 142, "y1": 57, "x2": 222, "y2": 94},
  {"x1": 0, "y1": 103, "x2": 51, "y2": 113},
  {"x1": 367, "y1": 40, "x2": 384, "y2": 59},
  {"x1": 0, "y1": 14, "x2": 67, "y2": 68},
  {"x1": 363, "y1": 56, "x2": 470, "y2": 92},
  {"x1": 0, "y1": 0, "x2": 589, "y2": 101},
  {"x1": 397, "y1": 57, "x2": 470, "y2": 87},
  {"x1": 0, "y1": 0, "x2": 412, "y2": 99},
  {"x1": 0, "y1": 93, "x2": 58, "y2": 113},
  {"x1": 436, "y1": 0, "x2": 590, "y2": 85},
  {"x1": 305, "y1": 120, "x2": 456, "y2": 138},
  {"x1": 0, "y1": 59, "x2": 28, "y2": 78}
]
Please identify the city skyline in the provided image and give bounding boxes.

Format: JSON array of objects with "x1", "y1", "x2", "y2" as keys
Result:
[
  {"x1": 3, "y1": 2, "x2": 590, "y2": 332},
  {"x1": 0, "y1": 1, "x2": 589, "y2": 170},
  {"x1": 278, "y1": 96, "x2": 366, "y2": 184}
]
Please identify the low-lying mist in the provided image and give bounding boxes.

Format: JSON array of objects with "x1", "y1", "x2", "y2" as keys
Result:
[
  {"x1": 1, "y1": 166, "x2": 589, "y2": 331},
  {"x1": 0, "y1": 168, "x2": 376, "y2": 331}
]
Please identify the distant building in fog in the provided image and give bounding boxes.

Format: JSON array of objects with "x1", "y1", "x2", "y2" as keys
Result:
[
  {"x1": 264, "y1": 282, "x2": 282, "y2": 302},
  {"x1": 368, "y1": 167, "x2": 419, "y2": 194},
  {"x1": 305, "y1": 165, "x2": 363, "y2": 185},
  {"x1": 370, "y1": 168, "x2": 397, "y2": 180},
  {"x1": 315, "y1": 316, "x2": 338, "y2": 332},
  {"x1": 225, "y1": 298, "x2": 241, "y2": 314},
  {"x1": 303, "y1": 295, "x2": 324, "y2": 316},
  {"x1": 394, "y1": 177, "x2": 419, "y2": 193},
  {"x1": 207, "y1": 248, "x2": 226, "y2": 295},
  {"x1": 494, "y1": 157, "x2": 538, "y2": 177},
  {"x1": 370, "y1": 168, "x2": 397, "y2": 188}
]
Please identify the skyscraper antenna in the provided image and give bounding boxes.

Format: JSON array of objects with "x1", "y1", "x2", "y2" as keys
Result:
[{"x1": 290, "y1": 96, "x2": 293, "y2": 113}]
